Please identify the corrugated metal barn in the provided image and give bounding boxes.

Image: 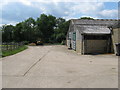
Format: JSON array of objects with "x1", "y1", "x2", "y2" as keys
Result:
[{"x1": 66, "y1": 19, "x2": 118, "y2": 54}]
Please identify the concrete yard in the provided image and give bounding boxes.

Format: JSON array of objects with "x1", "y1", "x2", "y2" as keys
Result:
[{"x1": 1, "y1": 45, "x2": 118, "y2": 88}]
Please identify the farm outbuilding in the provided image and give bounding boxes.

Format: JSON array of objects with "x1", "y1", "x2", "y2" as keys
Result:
[
  {"x1": 66, "y1": 19, "x2": 118, "y2": 55},
  {"x1": 109, "y1": 21, "x2": 120, "y2": 55}
]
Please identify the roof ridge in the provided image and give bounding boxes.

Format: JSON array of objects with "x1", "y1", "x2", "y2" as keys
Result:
[{"x1": 71, "y1": 19, "x2": 118, "y2": 21}]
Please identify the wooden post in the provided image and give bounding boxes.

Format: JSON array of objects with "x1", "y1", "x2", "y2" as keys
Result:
[
  {"x1": 81, "y1": 34, "x2": 84, "y2": 55},
  {"x1": 7, "y1": 43, "x2": 8, "y2": 51}
]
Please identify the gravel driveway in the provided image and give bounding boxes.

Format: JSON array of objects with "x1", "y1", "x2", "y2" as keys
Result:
[{"x1": 2, "y1": 45, "x2": 118, "y2": 88}]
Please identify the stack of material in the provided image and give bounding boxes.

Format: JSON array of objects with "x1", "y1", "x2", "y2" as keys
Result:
[{"x1": 29, "y1": 43, "x2": 36, "y2": 46}]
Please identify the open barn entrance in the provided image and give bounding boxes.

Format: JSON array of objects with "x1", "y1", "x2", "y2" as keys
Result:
[{"x1": 82, "y1": 34, "x2": 113, "y2": 54}]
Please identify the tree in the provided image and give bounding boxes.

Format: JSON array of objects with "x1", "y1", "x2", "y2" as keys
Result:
[
  {"x1": 12, "y1": 17, "x2": 36, "y2": 42},
  {"x1": 2, "y1": 13, "x2": 70, "y2": 44},
  {"x1": 22, "y1": 17, "x2": 36, "y2": 42},
  {"x1": 36, "y1": 14, "x2": 56, "y2": 43},
  {"x1": 36, "y1": 14, "x2": 48, "y2": 42},
  {"x1": 80, "y1": 17, "x2": 94, "y2": 20},
  {"x1": 2, "y1": 25, "x2": 14, "y2": 42},
  {"x1": 54, "y1": 18, "x2": 70, "y2": 43},
  {"x1": 13, "y1": 23, "x2": 23, "y2": 42}
]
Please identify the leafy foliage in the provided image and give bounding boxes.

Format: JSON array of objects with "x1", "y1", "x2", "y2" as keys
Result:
[
  {"x1": 2, "y1": 25, "x2": 15, "y2": 42},
  {"x1": 2, "y1": 14, "x2": 70, "y2": 43},
  {"x1": 80, "y1": 17, "x2": 94, "y2": 20}
]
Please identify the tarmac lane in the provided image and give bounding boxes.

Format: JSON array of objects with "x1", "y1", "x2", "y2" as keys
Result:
[{"x1": 2, "y1": 45, "x2": 118, "y2": 88}]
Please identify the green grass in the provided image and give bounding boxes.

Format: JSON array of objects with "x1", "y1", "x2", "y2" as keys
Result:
[
  {"x1": 2, "y1": 45, "x2": 28, "y2": 57},
  {"x1": 0, "y1": 45, "x2": 14, "y2": 46}
]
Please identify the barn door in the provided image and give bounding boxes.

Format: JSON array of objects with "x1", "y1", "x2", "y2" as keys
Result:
[
  {"x1": 85, "y1": 40, "x2": 107, "y2": 54},
  {"x1": 73, "y1": 32, "x2": 76, "y2": 50}
]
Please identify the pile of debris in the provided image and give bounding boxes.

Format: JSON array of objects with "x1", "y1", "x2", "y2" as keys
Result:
[{"x1": 29, "y1": 43, "x2": 36, "y2": 46}]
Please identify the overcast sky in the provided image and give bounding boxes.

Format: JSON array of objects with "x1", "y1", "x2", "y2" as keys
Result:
[{"x1": 1, "y1": 0, "x2": 119, "y2": 26}]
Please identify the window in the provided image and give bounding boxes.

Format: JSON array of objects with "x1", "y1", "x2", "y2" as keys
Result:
[{"x1": 73, "y1": 32, "x2": 76, "y2": 41}]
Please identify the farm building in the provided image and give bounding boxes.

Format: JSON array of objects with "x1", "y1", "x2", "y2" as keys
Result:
[
  {"x1": 109, "y1": 21, "x2": 120, "y2": 55},
  {"x1": 66, "y1": 19, "x2": 118, "y2": 55}
]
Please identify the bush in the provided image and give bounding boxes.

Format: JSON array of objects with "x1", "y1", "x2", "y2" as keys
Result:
[
  {"x1": 22, "y1": 41, "x2": 29, "y2": 45},
  {"x1": 61, "y1": 40, "x2": 66, "y2": 45}
]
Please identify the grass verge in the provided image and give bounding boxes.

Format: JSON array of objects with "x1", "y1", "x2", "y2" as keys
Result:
[{"x1": 2, "y1": 45, "x2": 28, "y2": 57}]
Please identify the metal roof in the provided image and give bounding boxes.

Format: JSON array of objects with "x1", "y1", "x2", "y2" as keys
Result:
[
  {"x1": 71, "y1": 19, "x2": 118, "y2": 26},
  {"x1": 75, "y1": 25, "x2": 110, "y2": 35},
  {"x1": 111, "y1": 21, "x2": 120, "y2": 29},
  {"x1": 68, "y1": 19, "x2": 119, "y2": 35}
]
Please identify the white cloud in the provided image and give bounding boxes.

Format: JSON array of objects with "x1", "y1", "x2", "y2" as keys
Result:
[
  {"x1": 80, "y1": 15, "x2": 98, "y2": 19},
  {"x1": 71, "y1": 2, "x2": 104, "y2": 14},
  {"x1": 0, "y1": 18, "x2": 18, "y2": 26},
  {"x1": 1, "y1": 1, "x2": 118, "y2": 25},
  {"x1": 98, "y1": 0, "x2": 119, "y2": 2},
  {"x1": 98, "y1": 9, "x2": 118, "y2": 18},
  {"x1": 29, "y1": 2, "x2": 105, "y2": 20},
  {"x1": 61, "y1": 2, "x2": 105, "y2": 20},
  {"x1": 18, "y1": 0, "x2": 32, "y2": 6},
  {"x1": 1, "y1": 0, "x2": 119, "y2": 6}
]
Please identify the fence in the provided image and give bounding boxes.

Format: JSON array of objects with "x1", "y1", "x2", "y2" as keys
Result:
[{"x1": 1, "y1": 42, "x2": 24, "y2": 51}]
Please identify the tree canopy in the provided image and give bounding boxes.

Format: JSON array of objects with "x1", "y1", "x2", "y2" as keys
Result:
[
  {"x1": 80, "y1": 17, "x2": 94, "y2": 20},
  {"x1": 2, "y1": 14, "x2": 70, "y2": 44}
]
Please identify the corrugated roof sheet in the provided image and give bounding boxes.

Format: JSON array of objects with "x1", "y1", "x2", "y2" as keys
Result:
[
  {"x1": 75, "y1": 25, "x2": 110, "y2": 34},
  {"x1": 112, "y1": 21, "x2": 120, "y2": 29},
  {"x1": 71, "y1": 19, "x2": 117, "y2": 26},
  {"x1": 69, "y1": 19, "x2": 119, "y2": 35}
]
